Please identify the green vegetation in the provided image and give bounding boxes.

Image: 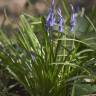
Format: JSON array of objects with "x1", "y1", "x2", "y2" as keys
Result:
[{"x1": 0, "y1": 0, "x2": 96, "y2": 96}]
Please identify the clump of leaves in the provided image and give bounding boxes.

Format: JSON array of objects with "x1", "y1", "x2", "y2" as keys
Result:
[
  {"x1": 0, "y1": 0, "x2": 96, "y2": 96},
  {"x1": 0, "y1": 14, "x2": 96, "y2": 96}
]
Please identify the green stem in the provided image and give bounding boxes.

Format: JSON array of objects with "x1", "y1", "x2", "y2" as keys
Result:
[{"x1": 71, "y1": 80, "x2": 76, "y2": 96}]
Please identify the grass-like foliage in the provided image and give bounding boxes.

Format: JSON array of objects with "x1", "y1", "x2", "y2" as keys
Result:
[{"x1": 0, "y1": 0, "x2": 96, "y2": 96}]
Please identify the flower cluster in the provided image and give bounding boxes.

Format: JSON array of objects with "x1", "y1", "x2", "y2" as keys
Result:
[
  {"x1": 70, "y1": 0, "x2": 80, "y2": 32},
  {"x1": 46, "y1": 0, "x2": 79, "y2": 33},
  {"x1": 70, "y1": 4, "x2": 77, "y2": 32},
  {"x1": 46, "y1": 0, "x2": 64, "y2": 32},
  {"x1": 46, "y1": 0, "x2": 55, "y2": 30}
]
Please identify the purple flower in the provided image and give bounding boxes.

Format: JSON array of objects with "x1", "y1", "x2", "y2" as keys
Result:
[
  {"x1": 70, "y1": 4, "x2": 77, "y2": 32},
  {"x1": 57, "y1": 8, "x2": 64, "y2": 32},
  {"x1": 46, "y1": 0, "x2": 56, "y2": 31},
  {"x1": 70, "y1": 0, "x2": 80, "y2": 32},
  {"x1": 45, "y1": 0, "x2": 64, "y2": 32}
]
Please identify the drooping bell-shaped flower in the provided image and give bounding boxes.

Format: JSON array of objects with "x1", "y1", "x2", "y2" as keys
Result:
[
  {"x1": 57, "y1": 8, "x2": 64, "y2": 32},
  {"x1": 46, "y1": 0, "x2": 56, "y2": 31},
  {"x1": 70, "y1": 0, "x2": 80, "y2": 32},
  {"x1": 70, "y1": 4, "x2": 77, "y2": 32}
]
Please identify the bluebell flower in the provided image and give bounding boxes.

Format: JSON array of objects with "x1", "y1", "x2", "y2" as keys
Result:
[
  {"x1": 70, "y1": 4, "x2": 77, "y2": 32},
  {"x1": 70, "y1": 0, "x2": 80, "y2": 32},
  {"x1": 57, "y1": 8, "x2": 64, "y2": 32},
  {"x1": 46, "y1": 0, "x2": 56, "y2": 31}
]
